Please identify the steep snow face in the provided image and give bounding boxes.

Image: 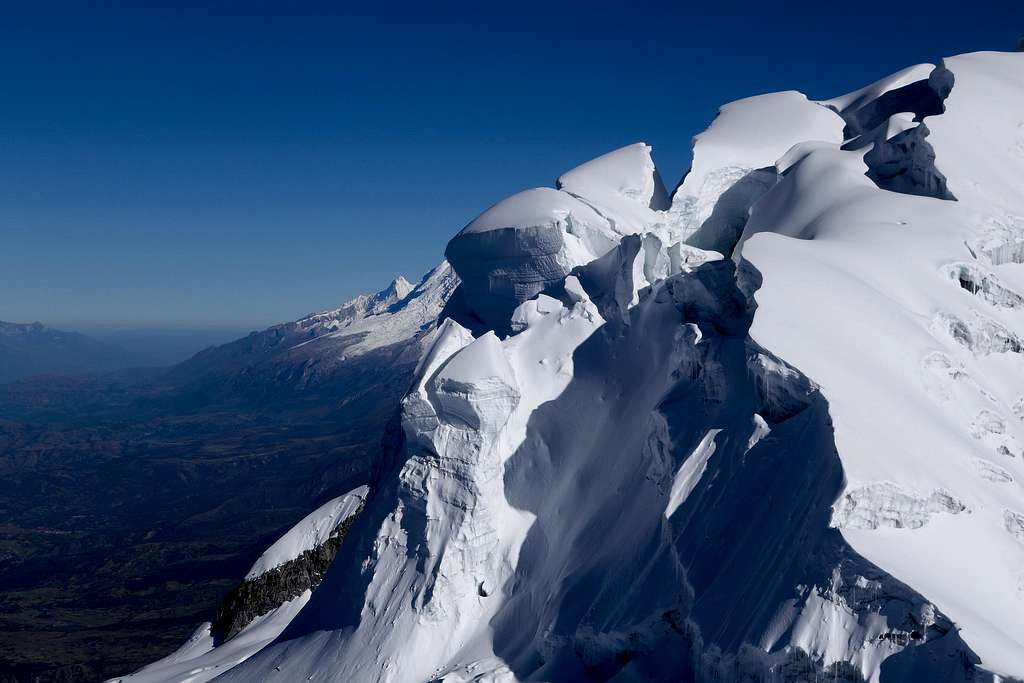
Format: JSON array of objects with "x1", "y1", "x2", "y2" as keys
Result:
[
  {"x1": 222, "y1": 233, "x2": 976, "y2": 683},
  {"x1": 928, "y1": 52, "x2": 1024, "y2": 212},
  {"x1": 738, "y1": 50, "x2": 1024, "y2": 677},
  {"x1": 446, "y1": 145, "x2": 668, "y2": 329}
]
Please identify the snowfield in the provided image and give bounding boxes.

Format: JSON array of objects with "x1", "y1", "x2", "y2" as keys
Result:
[{"x1": 127, "y1": 49, "x2": 1024, "y2": 682}]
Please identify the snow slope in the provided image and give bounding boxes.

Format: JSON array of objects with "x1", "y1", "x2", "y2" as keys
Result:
[
  {"x1": 137, "y1": 49, "x2": 1024, "y2": 683},
  {"x1": 109, "y1": 593, "x2": 312, "y2": 683},
  {"x1": 245, "y1": 486, "x2": 369, "y2": 580},
  {"x1": 740, "y1": 51, "x2": 1024, "y2": 677},
  {"x1": 110, "y1": 487, "x2": 369, "y2": 683}
]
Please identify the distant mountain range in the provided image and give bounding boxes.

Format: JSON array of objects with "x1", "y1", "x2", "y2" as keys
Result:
[
  {"x1": 83, "y1": 327, "x2": 255, "y2": 368},
  {"x1": 0, "y1": 321, "x2": 139, "y2": 383},
  {"x1": 0, "y1": 321, "x2": 255, "y2": 384}
]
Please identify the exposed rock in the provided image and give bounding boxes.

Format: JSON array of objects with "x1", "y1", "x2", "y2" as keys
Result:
[{"x1": 211, "y1": 501, "x2": 364, "y2": 642}]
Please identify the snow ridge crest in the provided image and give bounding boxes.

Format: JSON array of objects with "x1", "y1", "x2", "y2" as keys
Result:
[{"x1": 130, "y1": 49, "x2": 1024, "y2": 683}]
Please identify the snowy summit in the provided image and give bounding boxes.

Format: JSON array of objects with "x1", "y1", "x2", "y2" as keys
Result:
[{"x1": 119, "y1": 49, "x2": 1024, "y2": 683}]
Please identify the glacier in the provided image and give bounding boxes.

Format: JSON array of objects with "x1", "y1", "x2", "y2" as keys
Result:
[{"x1": 118, "y1": 49, "x2": 1024, "y2": 683}]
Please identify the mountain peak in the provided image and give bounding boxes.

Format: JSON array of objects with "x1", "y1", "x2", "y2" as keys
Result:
[
  {"x1": 382, "y1": 275, "x2": 413, "y2": 304},
  {"x1": 127, "y1": 50, "x2": 1024, "y2": 683}
]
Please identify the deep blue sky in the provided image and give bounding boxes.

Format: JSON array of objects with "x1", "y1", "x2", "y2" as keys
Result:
[{"x1": 2, "y1": 1, "x2": 1021, "y2": 329}]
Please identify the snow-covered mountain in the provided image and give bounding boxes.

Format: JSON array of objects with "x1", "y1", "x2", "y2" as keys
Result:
[
  {"x1": 169, "y1": 263, "x2": 459, "y2": 397},
  {"x1": 125, "y1": 49, "x2": 1024, "y2": 682}
]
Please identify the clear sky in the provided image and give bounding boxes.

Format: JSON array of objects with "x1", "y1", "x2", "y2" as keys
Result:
[{"x1": 2, "y1": 1, "x2": 1021, "y2": 329}]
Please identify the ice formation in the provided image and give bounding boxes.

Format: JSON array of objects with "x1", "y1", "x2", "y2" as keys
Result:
[{"x1": 127, "y1": 49, "x2": 1024, "y2": 683}]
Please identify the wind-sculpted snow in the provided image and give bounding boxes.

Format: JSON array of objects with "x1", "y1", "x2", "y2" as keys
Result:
[
  {"x1": 136, "y1": 49, "x2": 1024, "y2": 682},
  {"x1": 822, "y1": 64, "x2": 935, "y2": 116},
  {"x1": 829, "y1": 64, "x2": 953, "y2": 143},
  {"x1": 863, "y1": 122, "x2": 955, "y2": 200},
  {"x1": 666, "y1": 91, "x2": 843, "y2": 250},
  {"x1": 556, "y1": 142, "x2": 671, "y2": 214},
  {"x1": 826, "y1": 63, "x2": 957, "y2": 201},
  {"x1": 446, "y1": 144, "x2": 668, "y2": 330},
  {"x1": 740, "y1": 49, "x2": 1024, "y2": 677}
]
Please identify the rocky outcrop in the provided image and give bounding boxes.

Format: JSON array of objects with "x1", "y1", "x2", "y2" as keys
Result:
[{"x1": 210, "y1": 501, "x2": 364, "y2": 642}]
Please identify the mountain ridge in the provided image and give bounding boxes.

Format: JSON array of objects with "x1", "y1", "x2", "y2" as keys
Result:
[
  {"x1": 192, "y1": 49, "x2": 1024, "y2": 683},
  {"x1": 115, "y1": 48, "x2": 1024, "y2": 683}
]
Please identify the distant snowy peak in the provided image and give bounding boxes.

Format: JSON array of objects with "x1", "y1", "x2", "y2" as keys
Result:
[
  {"x1": 172, "y1": 261, "x2": 458, "y2": 390},
  {"x1": 288, "y1": 260, "x2": 459, "y2": 360},
  {"x1": 297, "y1": 274, "x2": 416, "y2": 332},
  {"x1": 0, "y1": 319, "x2": 105, "y2": 345}
]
